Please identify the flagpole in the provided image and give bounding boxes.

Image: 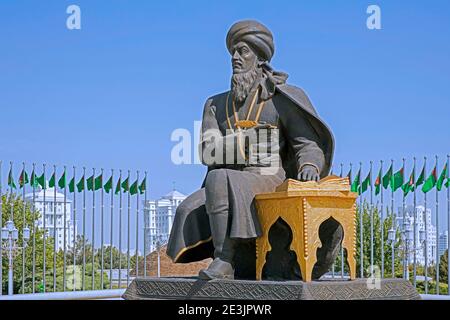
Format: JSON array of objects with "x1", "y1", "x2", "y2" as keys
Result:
[
  {"x1": 31, "y1": 163, "x2": 36, "y2": 293},
  {"x1": 135, "y1": 170, "x2": 140, "y2": 277},
  {"x1": 435, "y1": 155, "x2": 439, "y2": 295},
  {"x1": 424, "y1": 157, "x2": 429, "y2": 294},
  {"x1": 63, "y1": 166, "x2": 67, "y2": 291},
  {"x1": 53, "y1": 165, "x2": 57, "y2": 292},
  {"x1": 370, "y1": 161, "x2": 374, "y2": 276},
  {"x1": 447, "y1": 154, "x2": 450, "y2": 296},
  {"x1": 22, "y1": 162, "x2": 26, "y2": 294},
  {"x1": 9, "y1": 162, "x2": 14, "y2": 221},
  {"x1": 359, "y1": 162, "x2": 363, "y2": 278},
  {"x1": 82, "y1": 166, "x2": 86, "y2": 291},
  {"x1": 72, "y1": 166, "x2": 77, "y2": 291},
  {"x1": 0, "y1": 160, "x2": 3, "y2": 295},
  {"x1": 100, "y1": 168, "x2": 104, "y2": 290},
  {"x1": 43, "y1": 163, "x2": 47, "y2": 293},
  {"x1": 380, "y1": 160, "x2": 384, "y2": 279},
  {"x1": 91, "y1": 167, "x2": 95, "y2": 290},
  {"x1": 402, "y1": 158, "x2": 407, "y2": 280},
  {"x1": 7, "y1": 162, "x2": 15, "y2": 296},
  {"x1": 391, "y1": 159, "x2": 395, "y2": 278},
  {"x1": 413, "y1": 157, "x2": 417, "y2": 288},
  {"x1": 127, "y1": 170, "x2": 131, "y2": 286},
  {"x1": 109, "y1": 169, "x2": 114, "y2": 289},
  {"x1": 345, "y1": 161, "x2": 352, "y2": 278},
  {"x1": 144, "y1": 171, "x2": 148, "y2": 278},
  {"x1": 340, "y1": 163, "x2": 344, "y2": 278},
  {"x1": 118, "y1": 169, "x2": 123, "y2": 288}
]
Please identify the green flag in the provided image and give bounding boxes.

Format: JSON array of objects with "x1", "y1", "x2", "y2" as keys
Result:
[
  {"x1": 94, "y1": 174, "x2": 102, "y2": 191},
  {"x1": 8, "y1": 168, "x2": 17, "y2": 189},
  {"x1": 138, "y1": 177, "x2": 146, "y2": 195},
  {"x1": 115, "y1": 177, "x2": 121, "y2": 195},
  {"x1": 76, "y1": 175, "x2": 85, "y2": 192},
  {"x1": 382, "y1": 164, "x2": 392, "y2": 189},
  {"x1": 87, "y1": 174, "x2": 102, "y2": 191},
  {"x1": 446, "y1": 177, "x2": 450, "y2": 188},
  {"x1": 58, "y1": 171, "x2": 66, "y2": 189},
  {"x1": 49, "y1": 173, "x2": 56, "y2": 188},
  {"x1": 121, "y1": 177, "x2": 129, "y2": 193},
  {"x1": 69, "y1": 177, "x2": 75, "y2": 193},
  {"x1": 19, "y1": 169, "x2": 29, "y2": 188},
  {"x1": 130, "y1": 179, "x2": 138, "y2": 195},
  {"x1": 374, "y1": 168, "x2": 382, "y2": 195},
  {"x1": 359, "y1": 172, "x2": 371, "y2": 195},
  {"x1": 36, "y1": 173, "x2": 46, "y2": 189},
  {"x1": 104, "y1": 176, "x2": 113, "y2": 194},
  {"x1": 402, "y1": 168, "x2": 415, "y2": 196},
  {"x1": 86, "y1": 175, "x2": 94, "y2": 191},
  {"x1": 351, "y1": 169, "x2": 360, "y2": 193},
  {"x1": 437, "y1": 164, "x2": 448, "y2": 191},
  {"x1": 416, "y1": 165, "x2": 425, "y2": 188},
  {"x1": 391, "y1": 167, "x2": 404, "y2": 192},
  {"x1": 30, "y1": 170, "x2": 39, "y2": 188},
  {"x1": 422, "y1": 166, "x2": 437, "y2": 193}
]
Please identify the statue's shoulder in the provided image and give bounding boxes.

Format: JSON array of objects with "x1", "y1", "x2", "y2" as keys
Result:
[
  {"x1": 277, "y1": 84, "x2": 310, "y2": 102},
  {"x1": 276, "y1": 83, "x2": 317, "y2": 115},
  {"x1": 205, "y1": 90, "x2": 229, "y2": 106}
]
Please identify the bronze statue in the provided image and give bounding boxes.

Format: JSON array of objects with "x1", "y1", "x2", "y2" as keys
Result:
[{"x1": 167, "y1": 20, "x2": 342, "y2": 280}]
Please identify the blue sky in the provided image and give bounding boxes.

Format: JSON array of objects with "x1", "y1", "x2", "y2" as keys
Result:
[{"x1": 1, "y1": 0, "x2": 449, "y2": 200}]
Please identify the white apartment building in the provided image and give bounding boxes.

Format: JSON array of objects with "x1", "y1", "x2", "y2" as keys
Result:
[
  {"x1": 143, "y1": 190, "x2": 186, "y2": 254},
  {"x1": 397, "y1": 205, "x2": 437, "y2": 265},
  {"x1": 25, "y1": 186, "x2": 76, "y2": 251},
  {"x1": 438, "y1": 231, "x2": 448, "y2": 259}
]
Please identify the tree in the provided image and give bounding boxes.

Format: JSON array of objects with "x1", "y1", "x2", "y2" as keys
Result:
[
  {"x1": 439, "y1": 249, "x2": 448, "y2": 284},
  {"x1": 1, "y1": 192, "x2": 54, "y2": 294},
  {"x1": 2, "y1": 192, "x2": 110, "y2": 293},
  {"x1": 334, "y1": 201, "x2": 402, "y2": 278}
]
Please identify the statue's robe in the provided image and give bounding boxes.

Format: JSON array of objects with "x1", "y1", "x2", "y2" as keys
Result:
[{"x1": 166, "y1": 83, "x2": 341, "y2": 279}]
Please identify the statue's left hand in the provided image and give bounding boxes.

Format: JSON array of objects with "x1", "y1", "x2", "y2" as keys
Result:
[{"x1": 297, "y1": 165, "x2": 320, "y2": 182}]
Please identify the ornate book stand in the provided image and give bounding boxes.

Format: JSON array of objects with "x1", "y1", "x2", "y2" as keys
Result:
[{"x1": 255, "y1": 176, "x2": 357, "y2": 282}]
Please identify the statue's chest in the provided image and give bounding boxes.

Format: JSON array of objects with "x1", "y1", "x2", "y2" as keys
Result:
[{"x1": 216, "y1": 98, "x2": 279, "y2": 133}]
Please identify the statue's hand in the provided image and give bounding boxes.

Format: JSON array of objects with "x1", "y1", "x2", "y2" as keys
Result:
[
  {"x1": 297, "y1": 165, "x2": 320, "y2": 182},
  {"x1": 243, "y1": 123, "x2": 273, "y2": 136},
  {"x1": 252, "y1": 122, "x2": 274, "y2": 130}
]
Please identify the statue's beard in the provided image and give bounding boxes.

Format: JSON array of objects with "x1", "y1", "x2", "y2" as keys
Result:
[{"x1": 231, "y1": 66, "x2": 260, "y2": 105}]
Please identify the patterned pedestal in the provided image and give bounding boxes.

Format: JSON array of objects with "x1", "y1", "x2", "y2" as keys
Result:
[{"x1": 122, "y1": 277, "x2": 421, "y2": 300}]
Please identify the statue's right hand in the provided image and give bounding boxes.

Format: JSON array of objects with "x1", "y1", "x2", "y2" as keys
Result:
[
  {"x1": 251, "y1": 122, "x2": 274, "y2": 130},
  {"x1": 243, "y1": 123, "x2": 273, "y2": 138}
]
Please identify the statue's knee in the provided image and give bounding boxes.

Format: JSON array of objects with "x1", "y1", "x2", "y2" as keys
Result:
[
  {"x1": 175, "y1": 199, "x2": 193, "y2": 218},
  {"x1": 205, "y1": 169, "x2": 228, "y2": 189}
]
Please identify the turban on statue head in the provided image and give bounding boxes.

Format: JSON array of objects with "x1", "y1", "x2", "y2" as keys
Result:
[{"x1": 226, "y1": 20, "x2": 275, "y2": 62}]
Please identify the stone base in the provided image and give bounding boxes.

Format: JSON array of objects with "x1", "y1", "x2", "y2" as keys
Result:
[{"x1": 122, "y1": 277, "x2": 421, "y2": 300}]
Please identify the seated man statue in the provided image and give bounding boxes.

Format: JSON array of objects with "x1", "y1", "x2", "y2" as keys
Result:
[{"x1": 167, "y1": 20, "x2": 342, "y2": 280}]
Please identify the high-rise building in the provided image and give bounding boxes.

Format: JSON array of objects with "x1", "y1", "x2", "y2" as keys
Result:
[
  {"x1": 143, "y1": 190, "x2": 186, "y2": 254},
  {"x1": 398, "y1": 205, "x2": 437, "y2": 265},
  {"x1": 438, "y1": 231, "x2": 448, "y2": 259},
  {"x1": 25, "y1": 187, "x2": 76, "y2": 251}
]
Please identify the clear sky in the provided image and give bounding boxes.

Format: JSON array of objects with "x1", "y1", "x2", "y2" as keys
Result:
[{"x1": 1, "y1": 0, "x2": 449, "y2": 201}]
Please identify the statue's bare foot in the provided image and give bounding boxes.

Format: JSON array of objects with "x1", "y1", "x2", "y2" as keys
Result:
[{"x1": 198, "y1": 258, "x2": 234, "y2": 280}]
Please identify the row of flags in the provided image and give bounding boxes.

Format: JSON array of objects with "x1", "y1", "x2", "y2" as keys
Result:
[
  {"x1": 342, "y1": 163, "x2": 450, "y2": 196},
  {"x1": 7, "y1": 168, "x2": 146, "y2": 195}
]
